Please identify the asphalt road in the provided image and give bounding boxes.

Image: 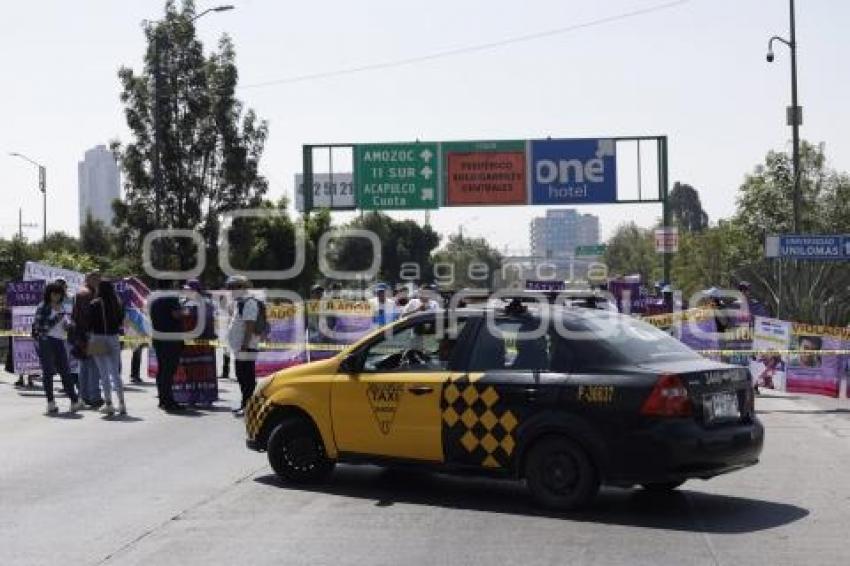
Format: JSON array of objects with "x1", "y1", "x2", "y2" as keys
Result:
[{"x1": 1, "y1": 362, "x2": 848, "y2": 566}]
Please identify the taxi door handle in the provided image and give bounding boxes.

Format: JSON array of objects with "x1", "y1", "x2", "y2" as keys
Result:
[{"x1": 408, "y1": 386, "x2": 434, "y2": 396}]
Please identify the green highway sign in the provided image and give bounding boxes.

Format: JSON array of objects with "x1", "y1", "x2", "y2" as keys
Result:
[
  {"x1": 575, "y1": 244, "x2": 607, "y2": 257},
  {"x1": 355, "y1": 142, "x2": 439, "y2": 210}
]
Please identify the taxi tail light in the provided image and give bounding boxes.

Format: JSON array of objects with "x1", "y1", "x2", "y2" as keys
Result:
[{"x1": 641, "y1": 373, "x2": 692, "y2": 417}]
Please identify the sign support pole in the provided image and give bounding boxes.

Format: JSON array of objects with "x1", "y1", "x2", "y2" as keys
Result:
[{"x1": 660, "y1": 136, "x2": 671, "y2": 285}]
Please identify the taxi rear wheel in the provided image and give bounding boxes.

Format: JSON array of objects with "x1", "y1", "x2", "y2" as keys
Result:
[
  {"x1": 525, "y1": 436, "x2": 599, "y2": 510},
  {"x1": 267, "y1": 417, "x2": 335, "y2": 483}
]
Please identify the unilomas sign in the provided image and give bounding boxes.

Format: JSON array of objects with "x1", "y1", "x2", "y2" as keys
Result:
[
  {"x1": 530, "y1": 138, "x2": 617, "y2": 204},
  {"x1": 765, "y1": 234, "x2": 850, "y2": 260}
]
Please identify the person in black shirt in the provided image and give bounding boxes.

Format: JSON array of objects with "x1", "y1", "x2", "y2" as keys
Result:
[
  {"x1": 150, "y1": 280, "x2": 185, "y2": 411},
  {"x1": 87, "y1": 280, "x2": 126, "y2": 416}
]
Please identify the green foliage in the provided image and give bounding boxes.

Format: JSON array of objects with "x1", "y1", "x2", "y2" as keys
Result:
[
  {"x1": 113, "y1": 0, "x2": 269, "y2": 273},
  {"x1": 330, "y1": 212, "x2": 441, "y2": 286},
  {"x1": 730, "y1": 141, "x2": 850, "y2": 323},
  {"x1": 80, "y1": 213, "x2": 113, "y2": 257},
  {"x1": 37, "y1": 232, "x2": 80, "y2": 256},
  {"x1": 39, "y1": 250, "x2": 100, "y2": 274},
  {"x1": 672, "y1": 220, "x2": 758, "y2": 300},
  {"x1": 0, "y1": 236, "x2": 34, "y2": 283},
  {"x1": 603, "y1": 222, "x2": 659, "y2": 285},
  {"x1": 432, "y1": 234, "x2": 503, "y2": 290},
  {"x1": 669, "y1": 182, "x2": 708, "y2": 232}
]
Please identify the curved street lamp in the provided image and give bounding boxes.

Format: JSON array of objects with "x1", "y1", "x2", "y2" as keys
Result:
[
  {"x1": 766, "y1": 0, "x2": 801, "y2": 233},
  {"x1": 8, "y1": 151, "x2": 47, "y2": 241}
]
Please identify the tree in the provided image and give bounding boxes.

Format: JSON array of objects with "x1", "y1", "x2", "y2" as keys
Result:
[
  {"x1": 0, "y1": 236, "x2": 35, "y2": 283},
  {"x1": 669, "y1": 182, "x2": 708, "y2": 233},
  {"x1": 36, "y1": 232, "x2": 80, "y2": 256},
  {"x1": 731, "y1": 141, "x2": 850, "y2": 324},
  {"x1": 432, "y1": 234, "x2": 503, "y2": 290},
  {"x1": 603, "y1": 222, "x2": 659, "y2": 286},
  {"x1": 221, "y1": 199, "x2": 332, "y2": 292},
  {"x1": 38, "y1": 250, "x2": 100, "y2": 274},
  {"x1": 330, "y1": 212, "x2": 441, "y2": 286},
  {"x1": 112, "y1": 0, "x2": 269, "y2": 275},
  {"x1": 80, "y1": 213, "x2": 113, "y2": 258},
  {"x1": 671, "y1": 220, "x2": 758, "y2": 300}
]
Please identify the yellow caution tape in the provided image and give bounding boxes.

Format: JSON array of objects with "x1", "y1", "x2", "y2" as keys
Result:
[{"x1": 0, "y1": 330, "x2": 347, "y2": 352}]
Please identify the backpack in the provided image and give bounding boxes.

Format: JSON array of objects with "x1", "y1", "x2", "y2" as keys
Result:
[{"x1": 237, "y1": 297, "x2": 270, "y2": 339}]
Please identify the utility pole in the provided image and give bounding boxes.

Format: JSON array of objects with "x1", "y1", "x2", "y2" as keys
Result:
[
  {"x1": 767, "y1": 0, "x2": 802, "y2": 233},
  {"x1": 789, "y1": 0, "x2": 800, "y2": 233},
  {"x1": 8, "y1": 152, "x2": 46, "y2": 241}
]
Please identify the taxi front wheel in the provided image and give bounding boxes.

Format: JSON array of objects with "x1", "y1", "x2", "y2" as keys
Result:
[
  {"x1": 267, "y1": 417, "x2": 335, "y2": 483},
  {"x1": 525, "y1": 436, "x2": 599, "y2": 510}
]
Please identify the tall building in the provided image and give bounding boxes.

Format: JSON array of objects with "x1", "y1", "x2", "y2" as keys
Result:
[
  {"x1": 78, "y1": 145, "x2": 119, "y2": 230},
  {"x1": 529, "y1": 209, "x2": 600, "y2": 259}
]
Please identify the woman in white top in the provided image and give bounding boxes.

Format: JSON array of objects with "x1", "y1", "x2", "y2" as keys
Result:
[{"x1": 33, "y1": 282, "x2": 83, "y2": 415}]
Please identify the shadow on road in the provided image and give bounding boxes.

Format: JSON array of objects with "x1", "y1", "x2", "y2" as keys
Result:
[
  {"x1": 101, "y1": 414, "x2": 144, "y2": 423},
  {"x1": 254, "y1": 466, "x2": 808, "y2": 534}
]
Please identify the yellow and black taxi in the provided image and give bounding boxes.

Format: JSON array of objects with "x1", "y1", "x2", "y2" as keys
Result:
[{"x1": 245, "y1": 300, "x2": 763, "y2": 510}]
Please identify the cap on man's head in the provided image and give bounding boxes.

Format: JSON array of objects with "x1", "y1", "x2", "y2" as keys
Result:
[
  {"x1": 310, "y1": 284, "x2": 325, "y2": 294},
  {"x1": 54, "y1": 277, "x2": 67, "y2": 286},
  {"x1": 226, "y1": 275, "x2": 249, "y2": 289},
  {"x1": 375, "y1": 283, "x2": 389, "y2": 293},
  {"x1": 183, "y1": 278, "x2": 202, "y2": 292},
  {"x1": 738, "y1": 281, "x2": 752, "y2": 291}
]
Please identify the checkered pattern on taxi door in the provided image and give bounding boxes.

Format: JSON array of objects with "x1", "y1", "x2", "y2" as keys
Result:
[
  {"x1": 245, "y1": 394, "x2": 272, "y2": 442},
  {"x1": 441, "y1": 374, "x2": 519, "y2": 468}
]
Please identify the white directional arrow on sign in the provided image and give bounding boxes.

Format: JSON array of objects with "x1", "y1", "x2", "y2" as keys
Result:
[
  {"x1": 419, "y1": 149, "x2": 434, "y2": 163},
  {"x1": 422, "y1": 188, "x2": 434, "y2": 201},
  {"x1": 420, "y1": 165, "x2": 433, "y2": 180}
]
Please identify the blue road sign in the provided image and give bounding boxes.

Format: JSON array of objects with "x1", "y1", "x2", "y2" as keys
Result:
[
  {"x1": 530, "y1": 138, "x2": 617, "y2": 204},
  {"x1": 765, "y1": 234, "x2": 850, "y2": 260}
]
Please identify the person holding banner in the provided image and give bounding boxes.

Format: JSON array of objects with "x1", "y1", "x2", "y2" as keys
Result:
[
  {"x1": 174, "y1": 279, "x2": 218, "y2": 406},
  {"x1": 32, "y1": 282, "x2": 83, "y2": 414},
  {"x1": 369, "y1": 283, "x2": 397, "y2": 327},
  {"x1": 150, "y1": 280, "x2": 185, "y2": 412}
]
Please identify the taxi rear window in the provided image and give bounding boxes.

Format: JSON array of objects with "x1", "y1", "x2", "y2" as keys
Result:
[{"x1": 466, "y1": 313, "x2": 700, "y2": 373}]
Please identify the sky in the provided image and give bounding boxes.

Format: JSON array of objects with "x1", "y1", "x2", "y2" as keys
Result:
[{"x1": 0, "y1": 0, "x2": 847, "y2": 253}]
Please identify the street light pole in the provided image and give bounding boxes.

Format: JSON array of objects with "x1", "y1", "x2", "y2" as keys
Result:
[
  {"x1": 8, "y1": 152, "x2": 47, "y2": 241},
  {"x1": 767, "y1": 0, "x2": 802, "y2": 233}
]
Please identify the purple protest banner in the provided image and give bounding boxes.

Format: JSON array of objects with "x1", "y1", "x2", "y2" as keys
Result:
[{"x1": 6, "y1": 280, "x2": 45, "y2": 374}]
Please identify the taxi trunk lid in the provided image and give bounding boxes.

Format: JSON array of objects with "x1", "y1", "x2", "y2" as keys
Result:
[{"x1": 638, "y1": 359, "x2": 754, "y2": 426}]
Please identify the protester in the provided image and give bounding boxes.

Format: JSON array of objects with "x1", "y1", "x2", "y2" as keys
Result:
[
  {"x1": 87, "y1": 280, "x2": 126, "y2": 416},
  {"x1": 227, "y1": 276, "x2": 261, "y2": 416},
  {"x1": 217, "y1": 279, "x2": 236, "y2": 381},
  {"x1": 71, "y1": 272, "x2": 104, "y2": 408},
  {"x1": 393, "y1": 285, "x2": 410, "y2": 308},
  {"x1": 370, "y1": 283, "x2": 397, "y2": 326},
  {"x1": 175, "y1": 278, "x2": 218, "y2": 406},
  {"x1": 738, "y1": 281, "x2": 771, "y2": 319},
  {"x1": 150, "y1": 280, "x2": 184, "y2": 412},
  {"x1": 32, "y1": 282, "x2": 83, "y2": 414},
  {"x1": 129, "y1": 345, "x2": 145, "y2": 384},
  {"x1": 401, "y1": 284, "x2": 441, "y2": 316}
]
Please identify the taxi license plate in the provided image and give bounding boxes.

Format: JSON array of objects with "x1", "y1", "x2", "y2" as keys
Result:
[{"x1": 705, "y1": 392, "x2": 740, "y2": 422}]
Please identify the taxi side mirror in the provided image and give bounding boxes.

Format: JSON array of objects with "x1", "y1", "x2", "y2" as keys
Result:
[{"x1": 339, "y1": 352, "x2": 362, "y2": 374}]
